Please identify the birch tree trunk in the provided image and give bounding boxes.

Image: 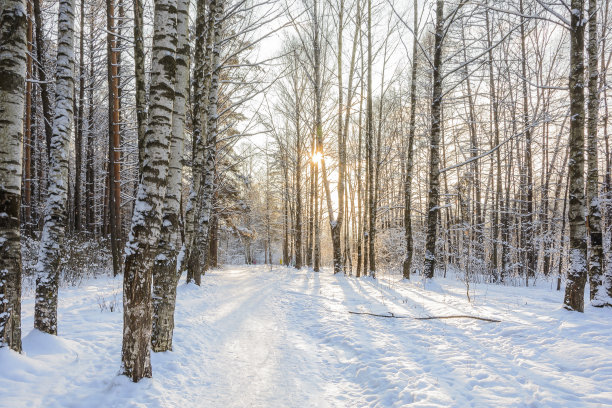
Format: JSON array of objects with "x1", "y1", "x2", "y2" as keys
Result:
[
  {"x1": 564, "y1": 0, "x2": 588, "y2": 312},
  {"x1": 293, "y1": 53, "x2": 303, "y2": 270},
  {"x1": 403, "y1": 0, "x2": 418, "y2": 280},
  {"x1": 33, "y1": 0, "x2": 52, "y2": 158},
  {"x1": 85, "y1": 6, "x2": 96, "y2": 234},
  {"x1": 151, "y1": 0, "x2": 188, "y2": 352},
  {"x1": 184, "y1": 0, "x2": 204, "y2": 282},
  {"x1": 74, "y1": 0, "x2": 85, "y2": 232},
  {"x1": 121, "y1": 0, "x2": 177, "y2": 380},
  {"x1": 486, "y1": 8, "x2": 504, "y2": 281},
  {"x1": 332, "y1": 0, "x2": 345, "y2": 275},
  {"x1": 188, "y1": 0, "x2": 224, "y2": 280},
  {"x1": 423, "y1": 0, "x2": 444, "y2": 280},
  {"x1": 185, "y1": 0, "x2": 212, "y2": 284},
  {"x1": 519, "y1": 0, "x2": 535, "y2": 283},
  {"x1": 598, "y1": 0, "x2": 612, "y2": 305},
  {"x1": 0, "y1": 0, "x2": 27, "y2": 351},
  {"x1": 133, "y1": 0, "x2": 147, "y2": 172},
  {"x1": 587, "y1": 0, "x2": 609, "y2": 306},
  {"x1": 34, "y1": 0, "x2": 75, "y2": 335},
  {"x1": 23, "y1": 0, "x2": 32, "y2": 235},
  {"x1": 366, "y1": 0, "x2": 375, "y2": 278}
]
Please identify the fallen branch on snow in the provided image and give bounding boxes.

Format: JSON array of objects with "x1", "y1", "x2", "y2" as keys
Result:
[{"x1": 348, "y1": 311, "x2": 501, "y2": 323}]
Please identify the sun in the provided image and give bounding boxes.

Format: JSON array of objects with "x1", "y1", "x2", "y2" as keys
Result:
[{"x1": 312, "y1": 151, "x2": 323, "y2": 164}]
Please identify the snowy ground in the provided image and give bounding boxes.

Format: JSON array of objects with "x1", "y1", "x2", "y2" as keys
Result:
[{"x1": 1, "y1": 265, "x2": 611, "y2": 407}]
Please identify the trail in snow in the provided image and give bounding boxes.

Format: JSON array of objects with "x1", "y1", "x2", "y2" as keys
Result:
[{"x1": 1, "y1": 265, "x2": 611, "y2": 407}]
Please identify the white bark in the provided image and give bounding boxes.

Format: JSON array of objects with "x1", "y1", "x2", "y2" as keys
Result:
[
  {"x1": 188, "y1": 0, "x2": 224, "y2": 278},
  {"x1": 35, "y1": 0, "x2": 75, "y2": 335},
  {"x1": 0, "y1": 0, "x2": 27, "y2": 351},
  {"x1": 152, "y1": 0, "x2": 189, "y2": 352},
  {"x1": 121, "y1": 0, "x2": 177, "y2": 381},
  {"x1": 564, "y1": 0, "x2": 588, "y2": 312}
]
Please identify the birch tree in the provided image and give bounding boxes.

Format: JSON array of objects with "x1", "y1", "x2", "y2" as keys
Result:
[
  {"x1": 0, "y1": 0, "x2": 27, "y2": 351},
  {"x1": 564, "y1": 0, "x2": 588, "y2": 312},
  {"x1": 121, "y1": 0, "x2": 177, "y2": 380},
  {"x1": 185, "y1": 0, "x2": 212, "y2": 285},
  {"x1": 402, "y1": 0, "x2": 418, "y2": 280},
  {"x1": 34, "y1": 0, "x2": 75, "y2": 334},
  {"x1": 152, "y1": 0, "x2": 189, "y2": 352},
  {"x1": 586, "y1": 0, "x2": 609, "y2": 306},
  {"x1": 423, "y1": 0, "x2": 444, "y2": 280}
]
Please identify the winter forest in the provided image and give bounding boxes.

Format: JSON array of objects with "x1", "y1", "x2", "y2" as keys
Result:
[{"x1": 1, "y1": 0, "x2": 612, "y2": 405}]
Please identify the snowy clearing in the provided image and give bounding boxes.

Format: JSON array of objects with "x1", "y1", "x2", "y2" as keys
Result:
[{"x1": 1, "y1": 265, "x2": 611, "y2": 407}]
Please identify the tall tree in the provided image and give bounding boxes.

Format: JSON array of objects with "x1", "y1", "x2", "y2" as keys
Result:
[
  {"x1": 107, "y1": 0, "x2": 122, "y2": 276},
  {"x1": 185, "y1": 0, "x2": 212, "y2": 285},
  {"x1": 121, "y1": 0, "x2": 177, "y2": 381},
  {"x1": 74, "y1": 0, "x2": 86, "y2": 232},
  {"x1": 587, "y1": 0, "x2": 609, "y2": 306},
  {"x1": 188, "y1": 0, "x2": 224, "y2": 281},
  {"x1": 133, "y1": 0, "x2": 147, "y2": 171},
  {"x1": 292, "y1": 50, "x2": 304, "y2": 270},
  {"x1": 152, "y1": 0, "x2": 189, "y2": 352},
  {"x1": 402, "y1": 0, "x2": 418, "y2": 280},
  {"x1": 35, "y1": 0, "x2": 76, "y2": 334},
  {"x1": 0, "y1": 0, "x2": 28, "y2": 351},
  {"x1": 33, "y1": 0, "x2": 52, "y2": 157},
  {"x1": 519, "y1": 0, "x2": 535, "y2": 284},
  {"x1": 85, "y1": 3, "x2": 96, "y2": 234},
  {"x1": 564, "y1": 0, "x2": 588, "y2": 312},
  {"x1": 486, "y1": 7, "x2": 504, "y2": 281},
  {"x1": 23, "y1": 0, "x2": 33, "y2": 235},
  {"x1": 332, "y1": 0, "x2": 346, "y2": 274},
  {"x1": 366, "y1": 0, "x2": 375, "y2": 277},
  {"x1": 423, "y1": 0, "x2": 444, "y2": 280}
]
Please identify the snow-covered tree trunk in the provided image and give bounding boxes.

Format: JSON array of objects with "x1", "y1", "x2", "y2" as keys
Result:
[
  {"x1": 185, "y1": 0, "x2": 210, "y2": 285},
  {"x1": 85, "y1": 7, "x2": 96, "y2": 234},
  {"x1": 0, "y1": 0, "x2": 27, "y2": 351},
  {"x1": 366, "y1": 0, "x2": 375, "y2": 278},
  {"x1": 151, "y1": 0, "x2": 189, "y2": 352},
  {"x1": 332, "y1": 0, "x2": 345, "y2": 275},
  {"x1": 519, "y1": 0, "x2": 535, "y2": 284},
  {"x1": 564, "y1": 0, "x2": 588, "y2": 312},
  {"x1": 74, "y1": 0, "x2": 85, "y2": 232},
  {"x1": 402, "y1": 0, "x2": 418, "y2": 280},
  {"x1": 121, "y1": 0, "x2": 177, "y2": 381},
  {"x1": 486, "y1": 8, "x2": 504, "y2": 282},
  {"x1": 587, "y1": 0, "x2": 609, "y2": 306},
  {"x1": 34, "y1": 0, "x2": 75, "y2": 335},
  {"x1": 33, "y1": 0, "x2": 52, "y2": 157},
  {"x1": 188, "y1": 0, "x2": 224, "y2": 280},
  {"x1": 423, "y1": 0, "x2": 444, "y2": 280}
]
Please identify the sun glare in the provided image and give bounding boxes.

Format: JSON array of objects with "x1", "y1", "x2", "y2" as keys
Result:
[{"x1": 312, "y1": 151, "x2": 323, "y2": 164}]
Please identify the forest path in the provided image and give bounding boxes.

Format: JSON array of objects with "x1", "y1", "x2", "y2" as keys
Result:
[{"x1": 1, "y1": 265, "x2": 611, "y2": 407}]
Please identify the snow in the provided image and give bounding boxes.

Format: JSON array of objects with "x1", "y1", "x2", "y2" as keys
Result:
[{"x1": 1, "y1": 265, "x2": 611, "y2": 407}]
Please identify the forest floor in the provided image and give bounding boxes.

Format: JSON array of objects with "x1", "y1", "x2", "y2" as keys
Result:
[{"x1": 1, "y1": 265, "x2": 611, "y2": 407}]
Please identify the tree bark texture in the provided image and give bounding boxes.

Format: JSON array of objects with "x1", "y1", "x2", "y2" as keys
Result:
[{"x1": 0, "y1": 0, "x2": 27, "y2": 351}]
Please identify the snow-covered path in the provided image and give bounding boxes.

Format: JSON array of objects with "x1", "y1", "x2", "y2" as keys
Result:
[{"x1": 1, "y1": 266, "x2": 611, "y2": 407}]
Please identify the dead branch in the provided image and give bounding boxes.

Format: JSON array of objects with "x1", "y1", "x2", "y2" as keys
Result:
[{"x1": 348, "y1": 311, "x2": 501, "y2": 323}]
